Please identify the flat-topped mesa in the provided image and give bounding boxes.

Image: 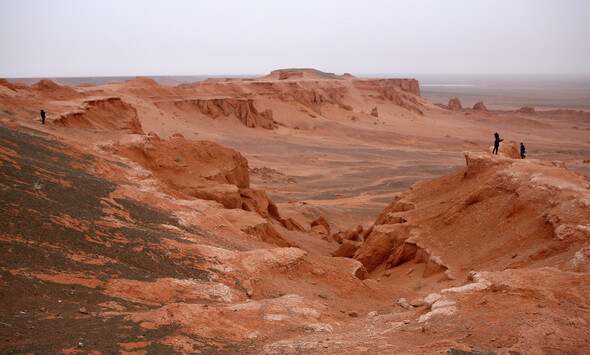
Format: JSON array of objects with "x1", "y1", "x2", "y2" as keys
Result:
[
  {"x1": 351, "y1": 78, "x2": 421, "y2": 99},
  {"x1": 170, "y1": 74, "x2": 425, "y2": 120},
  {"x1": 375, "y1": 78, "x2": 421, "y2": 97},
  {"x1": 53, "y1": 97, "x2": 144, "y2": 134},
  {"x1": 265, "y1": 68, "x2": 343, "y2": 81},
  {"x1": 265, "y1": 69, "x2": 421, "y2": 96}
]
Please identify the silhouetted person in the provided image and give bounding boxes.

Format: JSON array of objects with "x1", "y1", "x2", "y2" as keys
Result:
[
  {"x1": 520, "y1": 142, "x2": 526, "y2": 159},
  {"x1": 40, "y1": 109, "x2": 46, "y2": 124},
  {"x1": 492, "y1": 132, "x2": 503, "y2": 154}
]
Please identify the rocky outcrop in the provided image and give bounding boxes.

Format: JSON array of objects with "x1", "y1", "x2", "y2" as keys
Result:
[
  {"x1": 543, "y1": 109, "x2": 590, "y2": 120},
  {"x1": 275, "y1": 87, "x2": 349, "y2": 115},
  {"x1": 370, "y1": 107, "x2": 379, "y2": 117},
  {"x1": 352, "y1": 223, "x2": 448, "y2": 276},
  {"x1": 352, "y1": 79, "x2": 421, "y2": 99},
  {"x1": 489, "y1": 139, "x2": 520, "y2": 159},
  {"x1": 169, "y1": 70, "x2": 424, "y2": 123},
  {"x1": 240, "y1": 188, "x2": 281, "y2": 220},
  {"x1": 53, "y1": 97, "x2": 144, "y2": 134},
  {"x1": 355, "y1": 79, "x2": 421, "y2": 97},
  {"x1": 243, "y1": 223, "x2": 296, "y2": 247},
  {"x1": 473, "y1": 101, "x2": 488, "y2": 111},
  {"x1": 114, "y1": 134, "x2": 287, "y2": 214},
  {"x1": 263, "y1": 70, "x2": 421, "y2": 98},
  {"x1": 310, "y1": 216, "x2": 331, "y2": 234},
  {"x1": 516, "y1": 106, "x2": 535, "y2": 114},
  {"x1": 173, "y1": 98, "x2": 277, "y2": 129},
  {"x1": 350, "y1": 80, "x2": 423, "y2": 115},
  {"x1": 447, "y1": 98, "x2": 462, "y2": 110},
  {"x1": 112, "y1": 134, "x2": 250, "y2": 203},
  {"x1": 265, "y1": 68, "x2": 343, "y2": 81},
  {"x1": 107, "y1": 134, "x2": 295, "y2": 246},
  {"x1": 332, "y1": 240, "x2": 362, "y2": 258},
  {"x1": 347, "y1": 150, "x2": 590, "y2": 280},
  {"x1": 280, "y1": 217, "x2": 304, "y2": 231}
]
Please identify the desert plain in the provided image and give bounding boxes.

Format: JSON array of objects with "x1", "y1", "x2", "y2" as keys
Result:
[{"x1": 0, "y1": 69, "x2": 589, "y2": 353}]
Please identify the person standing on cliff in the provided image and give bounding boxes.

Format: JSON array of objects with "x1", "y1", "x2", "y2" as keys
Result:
[
  {"x1": 40, "y1": 109, "x2": 46, "y2": 124},
  {"x1": 520, "y1": 142, "x2": 526, "y2": 159},
  {"x1": 492, "y1": 132, "x2": 503, "y2": 154}
]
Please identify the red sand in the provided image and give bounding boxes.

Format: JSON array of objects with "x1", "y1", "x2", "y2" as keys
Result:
[{"x1": 0, "y1": 69, "x2": 589, "y2": 353}]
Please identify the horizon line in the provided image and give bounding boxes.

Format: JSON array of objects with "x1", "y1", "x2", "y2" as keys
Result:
[{"x1": 4, "y1": 72, "x2": 590, "y2": 80}]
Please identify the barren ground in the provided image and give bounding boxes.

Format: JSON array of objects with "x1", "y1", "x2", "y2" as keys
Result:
[{"x1": 1, "y1": 70, "x2": 589, "y2": 353}]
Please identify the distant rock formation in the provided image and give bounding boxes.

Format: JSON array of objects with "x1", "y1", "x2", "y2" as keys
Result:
[
  {"x1": 164, "y1": 70, "x2": 425, "y2": 121},
  {"x1": 123, "y1": 76, "x2": 160, "y2": 86},
  {"x1": 172, "y1": 98, "x2": 277, "y2": 129},
  {"x1": 544, "y1": 109, "x2": 590, "y2": 120},
  {"x1": 76, "y1": 83, "x2": 96, "y2": 88},
  {"x1": 517, "y1": 106, "x2": 535, "y2": 114},
  {"x1": 353, "y1": 79, "x2": 421, "y2": 98},
  {"x1": 370, "y1": 107, "x2": 379, "y2": 117},
  {"x1": 266, "y1": 68, "x2": 343, "y2": 81},
  {"x1": 278, "y1": 71, "x2": 304, "y2": 80},
  {"x1": 473, "y1": 101, "x2": 488, "y2": 111},
  {"x1": 447, "y1": 98, "x2": 462, "y2": 110},
  {"x1": 31, "y1": 79, "x2": 83, "y2": 100}
]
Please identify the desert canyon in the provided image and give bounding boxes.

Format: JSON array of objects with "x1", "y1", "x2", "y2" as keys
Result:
[{"x1": 0, "y1": 68, "x2": 589, "y2": 353}]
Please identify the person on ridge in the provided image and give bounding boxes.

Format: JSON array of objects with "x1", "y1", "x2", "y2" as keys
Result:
[
  {"x1": 520, "y1": 142, "x2": 526, "y2": 159},
  {"x1": 492, "y1": 132, "x2": 503, "y2": 154},
  {"x1": 40, "y1": 109, "x2": 46, "y2": 124}
]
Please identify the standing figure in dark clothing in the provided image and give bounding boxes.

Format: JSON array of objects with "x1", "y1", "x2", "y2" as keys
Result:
[
  {"x1": 520, "y1": 142, "x2": 526, "y2": 159},
  {"x1": 40, "y1": 109, "x2": 46, "y2": 124},
  {"x1": 492, "y1": 132, "x2": 503, "y2": 154}
]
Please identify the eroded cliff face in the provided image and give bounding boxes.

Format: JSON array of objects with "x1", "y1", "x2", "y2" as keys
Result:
[
  {"x1": 347, "y1": 150, "x2": 590, "y2": 277},
  {"x1": 262, "y1": 69, "x2": 421, "y2": 98},
  {"x1": 3, "y1": 69, "x2": 588, "y2": 353},
  {"x1": 321, "y1": 148, "x2": 590, "y2": 354},
  {"x1": 353, "y1": 78, "x2": 421, "y2": 97},
  {"x1": 155, "y1": 70, "x2": 424, "y2": 128},
  {"x1": 2, "y1": 70, "x2": 425, "y2": 134},
  {"x1": 52, "y1": 97, "x2": 144, "y2": 134},
  {"x1": 102, "y1": 132, "x2": 300, "y2": 247},
  {"x1": 169, "y1": 98, "x2": 277, "y2": 129},
  {"x1": 0, "y1": 122, "x2": 371, "y2": 353}
]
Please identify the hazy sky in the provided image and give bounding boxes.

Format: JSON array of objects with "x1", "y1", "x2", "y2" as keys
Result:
[{"x1": 1, "y1": 0, "x2": 589, "y2": 77}]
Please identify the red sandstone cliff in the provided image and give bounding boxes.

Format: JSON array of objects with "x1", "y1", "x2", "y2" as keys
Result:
[{"x1": 53, "y1": 97, "x2": 144, "y2": 134}]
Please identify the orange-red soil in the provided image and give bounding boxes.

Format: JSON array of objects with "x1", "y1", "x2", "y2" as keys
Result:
[{"x1": 0, "y1": 69, "x2": 589, "y2": 353}]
